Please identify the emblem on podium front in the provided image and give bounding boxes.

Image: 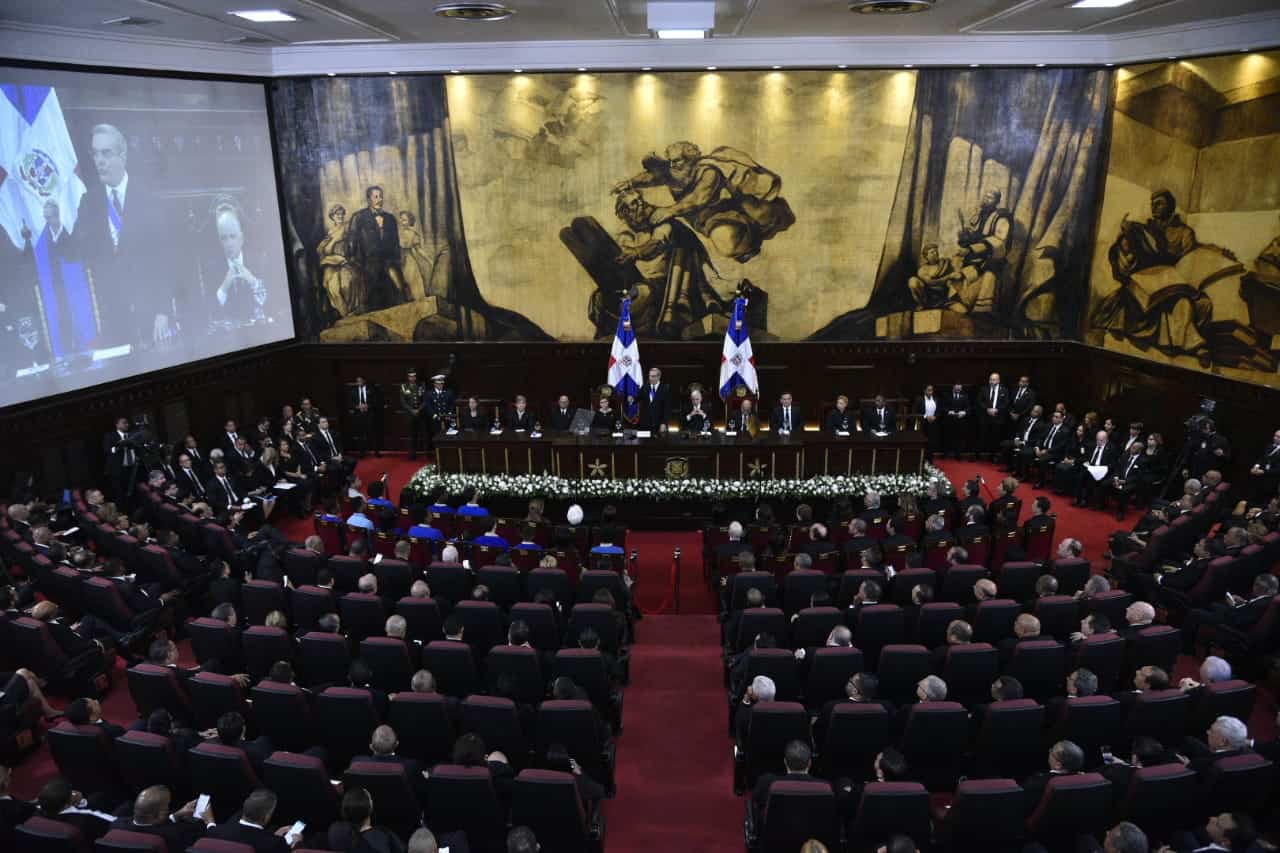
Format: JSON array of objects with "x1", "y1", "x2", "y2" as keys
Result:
[{"x1": 664, "y1": 457, "x2": 690, "y2": 480}]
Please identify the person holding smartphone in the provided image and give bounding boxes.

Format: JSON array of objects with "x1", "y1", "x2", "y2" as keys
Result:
[{"x1": 121, "y1": 785, "x2": 215, "y2": 850}]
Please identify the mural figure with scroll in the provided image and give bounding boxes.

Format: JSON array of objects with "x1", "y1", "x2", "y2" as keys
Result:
[
  {"x1": 954, "y1": 189, "x2": 1014, "y2": 315},
  {"x1": 1092, "y1": 190, "x2": 1274, "y2": 371}
]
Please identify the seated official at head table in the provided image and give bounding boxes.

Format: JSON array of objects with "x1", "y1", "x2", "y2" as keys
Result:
[{"x1": 826, "y1": 394, "x2": 853, "y2": 434}]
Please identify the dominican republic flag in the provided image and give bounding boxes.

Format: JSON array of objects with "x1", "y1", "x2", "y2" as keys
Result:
[
  {"x1": 719, "y1": 296, "x2": 759, "y2": 400},
  {"x1": 0, "y1": 85, "x2": 85, "y2": 250},
  {"x1": 607, "y1": 298, "x2": 643, "y2": 424}
]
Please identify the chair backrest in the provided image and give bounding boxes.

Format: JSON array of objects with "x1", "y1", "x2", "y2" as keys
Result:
[
  {"x1": 338, "y1": 593, "x2": 387, "y2": 643},
  {"x1": 372, "y1": 558, "x2": 414, "y2": 601},
  {"x1": 996, "y1": 561, "x2": 1040, "y2": 602},
  {"x1": 422, "y1": 765, "x2": 505, "y2": 852},
  {"x1": 359, "y1": 637, "x2": 414, "y2": 692},
  {"x1": 1201, "y1": 753, "x2": 1275, "y2": 815},
  {"x1": 460, "y1": 696, "x2": 531, "y2": 765},
  {"x1": 263, "y1": 751, "x2": 342, "y2": 828},
  {"x1": 743, "y1": 648, "x2": 801, "y2": 702},
  {"x1": 395, "y1": 596, "x2": 443, "y2": 643},
  {"x1": 729, "y1": 572, "x2": 778, "y2": 610},
  {"x1": 1050, "y1": 558, "x2": 1091, "y2": 597},
  {"x1": 16, "y1": 815, "x2": 87, "y2": 853},
  {"x1": 188, "y1": 671, "x2": 248, "y2": 730},
  {"x1": 1034, "y1": 595, "x2": 1082, "y2": 642},
  {"x1": 290, "y1": 586, "x2": 336, "y2": 634},
  {"x1": 125, "y1": 664, "x2": 193, "y2": 719},
  {"x1": 1124, "y1": 689, "x2": 1191, "y2": 746},
  {"x1": 551, "y1": 648, "x2": 612, "y2": 711},
  {"x1": 972, "y1": 599, "x2": 1020, "y2": 644},
  {"x1": 475, "y1": 565, "x2": 523, "y2": 609},
  {"x1": 187, "y1": 742, "x2": 260, "y2": 815},
  {"x1": 94, "y1": 830, "x2": 169, "y2": 853},
  {"x1": 1026, "y1": 773, "x2": 1114, "y2": 837},
  {"x1": 939, "y1": 565, "x2": 988, "y2": 604},
  {"x1": 187, "y1": 617, "x2": 241, "y2": 670},
  {"x1": 425, "y1": 562, "x2": 470, "y2": 605},
  {"x1": 297, "y1": 632, "x2": 352, "y2": 688},
  {"x1": 1024, "y1": 517, "x2": 1057, "y2": 561},
  {"x1": 1118, "y1": 763, "x2": 1199, "y2": 832},
  {"x1": 849, "y1": 781, "x2": 931, "y2": 849},
  {"x1": 853, "y1": 605, "x2": 905, "y2": 667},
  {"x1": 510, "y1": 602, "x2": 560, "y2": 650},
  {"x1": 914, "y1": 602, "x2": 962, "y2": 649},
  {"x1": 820, "y1": 703, "x2": 889, "y2": 781},
  {"x1": 388, "y1": 692, "x2": 455, "y2": 766},
  {"x1": 792, "y1": 607, "x2": 843, "y2": 650},
  {"x1": 47, "y1": 723, "x2": 119, "y2": 795},
  {"x1": 1073, "y1": 633, "x2": 1127, "y2": 692},
  {"x1": 1127, "y1": 625, "x2": 1181, "y2": 675},
  {"x1": 248, "y1": 682, "x2": 314, "y2": 751},
  {"x1": 240, "y1": 580, "x2": 287, "y2": 626},
  {"x1": 804, "y1": 646, "x2": 865, "y2": 710},
  {"x1": 1005, "y1": 640, "x2": 1066, "y2": 701},
  {"x1": 761, "y1": 780, "x2": 840, "y2": 852},
  {"x1": 421, "y1": 641, "x2": 478, "y2": 697},
  {"x1": 455, "y1": 600, "x2": 504, "y2": 653},
  {"x1": 113, "y1": 730, "x2": 182, "y2": 795},
  {"x1": 484, "y1": 646, "x2": 546, "y2": 704},
  {"x1": 942, "y1": 778, "x2": 1026, "y2": 847},
  {"x1": 511, "y1": 770, "x2": 590, "y2": 853},
  {"x1": 342, "y1": 762, "x2": 420, "y2": 838},
  {"x1": 889, "y1": 568, "x2": 936, "y2": 606},
  {"x1": 743, "y1": 701, "x2": 811, "y2": 785},
  {"x1": 1084, "y1": 590, "x2": 1133, "y2": 628},
  {"x1": 940, "y1": 642, "x2": 999, "y2": 705},
  {"x1": 875, "y1": 645, "x2": 931, "y2": 706},
  {"x1": 242, "y1": 626, "x2": 294, "y2": 681},
  {"x1": 1189, "y1": 679, "x2": 1256, "y2": 735}
]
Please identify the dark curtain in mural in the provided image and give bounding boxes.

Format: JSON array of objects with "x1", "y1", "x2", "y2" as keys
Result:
[
  {"x1": 813, "y1": 67, "x2": 1111, "y2": 340},
  {"x1": 271, "y1": 75, "x2": 550, "y2": 341}
]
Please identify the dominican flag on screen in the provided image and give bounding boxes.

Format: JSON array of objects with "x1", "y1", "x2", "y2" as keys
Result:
[
  {"x1": 607, "y1": 298, "x2": 643, "y2": 424},
  {"x1": 719, "y1": 297, "x2": 759, "y2": 400},
  {"x1": 0, "y1": 85, "x2": 85, "y2": 250}
]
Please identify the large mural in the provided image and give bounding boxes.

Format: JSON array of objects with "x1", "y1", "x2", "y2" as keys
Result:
[
  {"x1": 1085, "y1": 51, "x2": 1280, "y2": 385},
  {"x1": 272, "y1": 68, "x2": 1110, "y2": 343},
  {"x1": 269, "y1": 53, "x2": 1280, "y2": 388}
]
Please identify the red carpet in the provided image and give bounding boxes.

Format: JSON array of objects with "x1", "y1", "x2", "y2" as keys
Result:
[
  {"x1": 603, "y1": 615, "x2": 740, "y2": 852},
  {"x1": 624, "y1": 530, "x2": 716, "y2": 615},
  {"x1": 932, "y1": 457, "x2": 1116, "y2": 566}
]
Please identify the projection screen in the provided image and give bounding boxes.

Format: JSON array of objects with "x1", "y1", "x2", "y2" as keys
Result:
[{"x1": 0, "y1": 67, "x2": 294, "y2": 409}]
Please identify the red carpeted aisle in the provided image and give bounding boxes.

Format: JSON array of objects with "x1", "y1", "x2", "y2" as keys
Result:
[{"x1": 601, "y1": 615, "x2": 741, "y2": 853}]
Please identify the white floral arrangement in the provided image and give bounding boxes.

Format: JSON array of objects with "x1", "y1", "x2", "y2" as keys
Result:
[{"x1": 406, "y1": 464, "x2": 951, "y2": 503}]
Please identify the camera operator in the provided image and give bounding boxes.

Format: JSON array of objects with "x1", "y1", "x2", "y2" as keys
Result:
[
  {"x1": 103, "y1": 415, "x2": 148, "y2": 510},
  {"x1": 1183, "y1": 417, "x2": 1230, "y2": 481}
]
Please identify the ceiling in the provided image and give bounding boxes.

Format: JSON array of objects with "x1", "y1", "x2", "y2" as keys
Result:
[
  {"x1": 4, "y1": 0, "x2": 1280, "y2": 45},
  {"x1": 2, "y1": 0, "x2": 1279, "y2": 77}
]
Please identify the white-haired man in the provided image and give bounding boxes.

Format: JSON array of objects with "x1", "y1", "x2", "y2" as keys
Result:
[
  {"x1": 1181, "y1": 716, "x2": 1252, "y2": 778},
  {"x1": 734, "y1": 675, "x2": 776, "y2": 746}
]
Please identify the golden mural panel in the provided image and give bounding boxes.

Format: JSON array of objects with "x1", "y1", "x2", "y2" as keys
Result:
[{"x1": 1087, "y1": 50, "x2": 1280, "y2": 387}]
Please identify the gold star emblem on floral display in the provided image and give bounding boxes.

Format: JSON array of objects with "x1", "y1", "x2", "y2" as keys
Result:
[
  {"x1": 588, "y1": 458, "x2": 608, "y2": 477},
  {"x1": 747, "y1": 458, "x2": 767, "y2": 478}
]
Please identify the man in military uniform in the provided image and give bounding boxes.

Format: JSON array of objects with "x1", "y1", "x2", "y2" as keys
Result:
[
  {"x1": 426, "y1": 373, "x2": 456, "y2": 454},
  {"x1": 400, "y1": 368, "x2": 427, "y2": 460}
]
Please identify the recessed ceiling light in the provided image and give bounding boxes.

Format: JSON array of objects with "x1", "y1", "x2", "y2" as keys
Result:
[
  {"x1": 1069, "y1": 0, "x2": 1135, "y2": 8},
  {"x1": 577, "y1": 67, "x2": 587, "y2": 72},
  {"x1": 433, "y1": 1, "x2": 516, "y2": 21},
  {"x1": 771, "y1": 65, "x2": 781, "y2": 69},
  {"x1": 642, "y1": 67, "x2": 652, "y2": 71},
  {"x1": 969, "y1": 63, "x2": 980, "y2": 68},
  {"x1": 838, "y1": 64, "x2": 848, "y2": 69},
  {"x1": 450, "y1": 69, "x2": 460, "y2": 74},
  {"x1": 903, "y1": 63, "x2": 913, "y2": 68},
  {"x1": 326, "y1": 72, "x2": 335, "y2": 77},
  {"x1": 706, "y1": 65, "x2": 717, "y2": 70},
  {"x1": 656, "y1": 29, "x2": 706, "y2": 39},
  {"x1": 1105, "y1": 62, "x2": 1114, "y2": 66},
  {"x1": 389, "y1": 71, "x2": 397, "y2": 75},
  {"x1": 228, "y1": 9, "x2": 297, "y2": 23},
  {"x1": 513, "y1": 68, "x2": 523, "y2": 73},
  {"x1": 1240, "y1": 48, "x2": 1250, "y2": 53},
  {"x1": 1035, "y1": 63, "x2": 1046, "y2": 67}
]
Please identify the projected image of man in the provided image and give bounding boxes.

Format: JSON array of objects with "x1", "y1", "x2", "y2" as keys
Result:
[
  {"x1": 79, "y1": 123, "x2": 172, "y2": 349},
  {"x1": 210, "y1": 200, "x2": 269, "y2": 326}
]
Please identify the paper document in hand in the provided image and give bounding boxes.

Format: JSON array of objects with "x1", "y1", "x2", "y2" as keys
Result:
[{"x1": 1087, "y1": 464, "x2": 1109, "y2": 481}]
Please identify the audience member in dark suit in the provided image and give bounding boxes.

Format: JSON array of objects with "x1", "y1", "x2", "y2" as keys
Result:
[
  {"x1": 1098, "y1": 736, "x2": 1176, "y2": 806},
  {"x1": 1107, "y1": 442, "x2": 1148, "y2": 520},
  {"x1": 1000, "y1": 404, "x2": 1045, "y2": 472},
  {"x1": 859, "y1": 394, "x2": 897, "y2": 436},
  {"x1": 207, "y1": 789, "x2": 290, "y2": 853},
  {"x1": 458, "y1": 397, "x2": 488, "y2": 431},
  {"x1": 1075, "y1": 431, "x2": 1118, "y2": 508},
  {"x1": 826, "y1": 395, "x2": 854, "y2": 434},
  {"x1": 987, "y1": 478, "x2": 1021, "y2": 528},
  {"x1": 750, "y1": 740, "x2": 829, "y2": 822},
  {"x1": 976, "y1": 373, "x2": 1010, "y2": 459},
  {"x1": 1166, "y1": 812, "x2": 1262, "y2": 853},
  {"x1": 913, "y1": 384, "x2": 942, "y2": 460},
  {"x1": 352, "y1": 725, "x2": 428, "y2": 805},
  {"x1": 997, "y1": 614, "x2": 1046, "y2": 666},
  {"x1": 1043, "y1": 668, "x2": 1100, "y2": 728},
  {"x1": 1007, "y1": 376, "x2": 1036, "y2": 431},
  {"x1": 1180, "y1": 715, "x2": 1254, "y2": 778},
  {"x1": 33, "y1": 777, "x2": 116, "y2": 844},
  {"x1": 812, "y1": 673, "x2": 894, "y2": 751},
  {"x1": 1026, "y1": 411, "x2": 1069, "y2": 488},
  {"x1": 118, "y1": 784, "x2": 212, "y2": 852},
  {"x1": 1181, "y1": 573, "x2": 1278, "y2": 655},
  {"x1": 1248, "y1": 428, "x2": 1280, "y2": 503},
  {"x1": 1021, "y1": 740, "x2": 1086, "y2": 815},
  {"x1": 929, "y1": 619, "x2": 973, "y2": 673},
  {"x1": 63, "y1": 697, "x2": 126, "y2": 740}
]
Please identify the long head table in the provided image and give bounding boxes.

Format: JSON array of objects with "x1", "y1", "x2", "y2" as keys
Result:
[{"x1": 433, "y1": 429, "x2": 927, "y2": 481}]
